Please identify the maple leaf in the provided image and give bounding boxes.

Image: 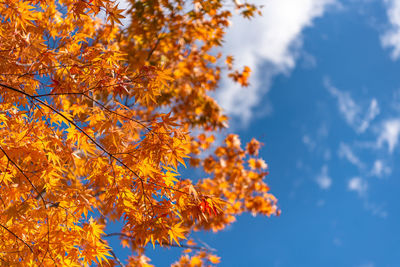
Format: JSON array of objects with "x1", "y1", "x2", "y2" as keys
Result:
[
  {"x1": 0, "y1": 0, "x2": 278, "y2": 266},
  {"x1": 106, "y1": 3, "x2": 126, "y2": 26}
]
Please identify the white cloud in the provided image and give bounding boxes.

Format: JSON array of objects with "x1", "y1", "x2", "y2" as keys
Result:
[
  {"x1": 325, "y1": 79, "x2": 359, "y2": 126},
  {"x1": 359, "y1": 99, "x2": 380, "y2": 133},
  {"x1": 377, "y1": 119, "x2": 400, "y2": 153},
  {"x1": 325, "y1": 79, "x2": 380, "y2": 133},
  {"x1": 301, "y1": 51, "x2": 317, "y2": 69},
  {"x1": 348, "y1": 177, "x2": 368, "y2": 196},
  {"x1": 317, "y1": 123, "x2": 329, "y2": 138},
  {"x1": 381, "y1": 0, "x2": 400, "y2": 60},
  {"x1": 338, "y1": 143, "x2": 365, "y2": 169},
  {"x1": 216, "y1": 0, "x2": 337, "y2": 124},
  {"x1": 364, "y1": 201, "x2": 388, "y2": 218},
  {"x1": 370, "y1": 159, "x2": 392, "y2": 177},
  {"x1": 316, "y1": 165, "x2": 332, "y2": 189},
  {"x1": 347, "y1": 177, "x2": 388, "y2": 218},
  {"x1": 302, "y1": 134, "x2": 316, "y2": 151}
]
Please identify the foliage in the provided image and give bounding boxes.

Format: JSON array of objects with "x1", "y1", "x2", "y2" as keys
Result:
[{"x1": 0, "y1": 0, "x2": 279, "y2": 265}]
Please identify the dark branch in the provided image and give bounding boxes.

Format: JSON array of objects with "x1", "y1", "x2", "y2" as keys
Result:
[
  {"x1": 0, "y1": 83, "x2": 190, "y2": 195},
  {"x1": 0, "y1": 145, "x2": 46, "y2": 206},
  {"x1": 0, "y1": 223, "x2": 33, "y2": 253}
]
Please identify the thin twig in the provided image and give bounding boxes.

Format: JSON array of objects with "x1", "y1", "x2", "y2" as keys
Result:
[
  {"x1": 0, "y1": 83, "x2": 190, "y2": 195},
  {"x1": 0, "y1": 223, "x2": 33, "y2": 253},
  {"x1": 0, "y1": 145, "x2": 46, "y2": 206},
  {"x1": 99, "y1": 238, "x2": 126, "y2": 267}
]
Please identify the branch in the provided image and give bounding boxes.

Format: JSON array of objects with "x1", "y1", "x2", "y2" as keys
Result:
[
  {"x1": 0, "y1": 223, "x2": 33, "y2": 253},
  {"x1": 147, "y1": 37, "x2": 162, "y2": 61},
  {"x1": 0, "y1": 145, "x2": 46, "y2": 206},
  {"x1": 146, "y1": 28, "x2": 166, "y2": 62},
  {"x1": 98, "y1": 238, "x2": 125, "y2": 267},
  {"x1": 32, "y1": 81, "x2": 153, "y2": 129},
  {"x1": 109, "y1": 249, "x2": 126, "y2": 267},
  {"x1": 0, "y1": 83, "x2": 189, "y2": 196}
]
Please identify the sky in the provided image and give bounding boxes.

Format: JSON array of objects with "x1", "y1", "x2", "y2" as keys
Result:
[{"x1": 110, "y1": 0, "x2": 400, "y2": 266}]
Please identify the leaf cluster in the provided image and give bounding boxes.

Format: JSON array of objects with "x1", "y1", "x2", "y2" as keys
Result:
[{"x1": 0, "y1": 0, "x2": 278, "y2": 266}]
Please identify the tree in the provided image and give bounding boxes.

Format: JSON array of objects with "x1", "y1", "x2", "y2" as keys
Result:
[{"x1": 0, "y1": 0, "x2": 279, "y2": 265}]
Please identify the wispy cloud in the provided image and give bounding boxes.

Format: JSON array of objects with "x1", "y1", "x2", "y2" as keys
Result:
[
  {"x1": 316, "y1": 165, "x2": 332, "y2": 190},
  {"x1": 302, "y1": 135, "x2": 316, "y2": 151},
  {"x1": 347, "y1": 177, "x2": 388, "y2": 218},
  {"x1": 217, "y1": 0, "x2": 337, "y2": 125},
  {"x1": 364, "y1": 201, "x2": 388, "y2": 218},
  {"x1": 370, "y1": 159, "x2": 392, "y2": 177},
  {"x1": 317, "y1": 123, "x2": 329, "y2": 138},
  {"x1": 381, "y1": 0, "x2": 400, "y2": 60},
  {"x1": 377, "y1": 118, "x2": 400, "y2": 153},
  {"x1": 325, "y1": 78, "x2": 380, "y2": 133},
  {"x1": 348, "y1": 177, "x2": 368, "y2": 196},
  {"x1": 360, "y1": 99, "x2": 380, "y2": 133},
  {"x1": 338, "y1": 143, "x2": 365, "y2": 169}
]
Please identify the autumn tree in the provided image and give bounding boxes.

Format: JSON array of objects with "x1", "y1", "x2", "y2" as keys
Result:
[{"x1": 0, "y1": 0, "x2": 279, "y2": 265}]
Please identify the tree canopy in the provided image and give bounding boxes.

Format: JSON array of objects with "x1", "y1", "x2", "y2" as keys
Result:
[{"x1": 0, "y1": 0, "x2": 279, "y2": 265}]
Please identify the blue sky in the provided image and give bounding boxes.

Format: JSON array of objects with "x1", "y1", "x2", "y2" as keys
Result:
[
  {"x1": 212, "y1": 1, "x2": 400, "y2": 266},
  {"x1": 109, "y1": 0, "x2": 400, "y2": 266}
]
